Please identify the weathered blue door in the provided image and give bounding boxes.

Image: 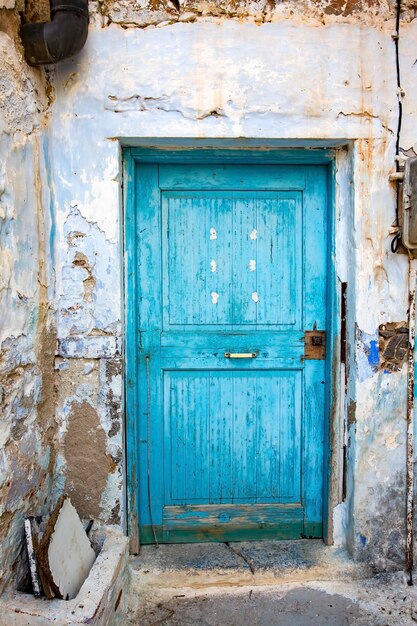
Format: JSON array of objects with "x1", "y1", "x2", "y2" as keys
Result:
[{"x1": 133, "y1": 162, "x2": 328, "y2": 543}]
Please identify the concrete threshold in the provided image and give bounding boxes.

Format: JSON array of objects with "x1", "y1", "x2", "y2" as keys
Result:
[
  {"x1": 129, "y1": 539, "x2": 371, "y2": 590},
  {"x1": 126, "y1": 540, "x2": 417, "y2": 625}
]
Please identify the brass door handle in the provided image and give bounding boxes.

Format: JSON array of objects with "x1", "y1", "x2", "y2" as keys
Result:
[{"x1": 224, "y1": 352, "x2": 258, "y2": 359}]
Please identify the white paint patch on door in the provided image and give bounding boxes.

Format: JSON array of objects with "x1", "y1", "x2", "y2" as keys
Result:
[
  {"x1": 210, "y1": 228, "x2": 218, "y2": 240},
  {"x1": 210, "y1": 259, "x2": 217, "y2": 273},
  {"x1": 249, "y1": 229, "x2": 257, "y2": 240},
  {"x1": 252, "y1": 292, "x2": 259, "y2": 303},
  {"x1": 249, "y1": 259, "x2": 256, "y2": 272},
  {"x1": 211, "y1": 291, "x2": 219, "y2": 304}
]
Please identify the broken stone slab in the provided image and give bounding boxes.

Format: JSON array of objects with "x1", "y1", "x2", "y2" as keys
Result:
[
  {"x1": 36, "y1": 497, "x2": 96, "y2": 601},
  {"x1": 0, "y1": 526, "x2": 129, "y2": 626}
]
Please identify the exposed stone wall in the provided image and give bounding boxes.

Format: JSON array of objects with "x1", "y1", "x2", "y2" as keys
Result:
[{"x1": 0, "y1": 6, "x2": 57, "y2": 592}]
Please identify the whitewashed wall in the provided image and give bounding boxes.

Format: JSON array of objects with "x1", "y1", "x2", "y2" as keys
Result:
[
  {"x1": 0, "y1": 2, "x2": 57, "y2": 592},
  {"x1": 48, "y1": 7, "x2": 417, "y2": 568},
  {"x1": 2, "y1": 0, "x2": 417, "y2": 587}
]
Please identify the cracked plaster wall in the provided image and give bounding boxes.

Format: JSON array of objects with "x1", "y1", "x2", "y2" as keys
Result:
[
  {"x1": 2, "y1": 0, "x2": 417, "y2": 586},
  {"x1": 0, "y1": 6, "x2": 58, "y2": 592},
  {"x1": 45, "y1": 1, "x2": 417, "y2": 571},
  {"x1": 95, "y1": 0, "x2": 417, "y2": 28}
]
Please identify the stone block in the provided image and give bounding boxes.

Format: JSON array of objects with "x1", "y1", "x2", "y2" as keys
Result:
[{"x1": 0, "y1": 527, "x2": 129, "y2": 625}]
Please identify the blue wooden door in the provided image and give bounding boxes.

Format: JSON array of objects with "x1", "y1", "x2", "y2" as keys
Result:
[{"x1": 133, "y1": 162, "x2": 328, "y2": 543}]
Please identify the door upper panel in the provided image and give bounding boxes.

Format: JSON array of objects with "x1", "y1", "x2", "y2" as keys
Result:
[
  {"x1": 162, "y1": 191, "x2": 302, "y2": 331},
  {"x1": 136, "y1": 163, "x2": 327, "y2": 344}
]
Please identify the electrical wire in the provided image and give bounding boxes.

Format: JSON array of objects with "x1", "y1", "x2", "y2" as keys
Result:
[
  {"x1": 392, "y1": 2, "x2": 415, "y2": 585},
  {"x1": 394, "y1": 0, "x2": 403, "y2": 162},
  {"x1": 391, "y1": 0, "x2": 403, "y2": 253}
]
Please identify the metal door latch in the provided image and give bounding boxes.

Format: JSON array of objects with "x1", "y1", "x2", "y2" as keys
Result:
[{"x1": 304, "y1": 331, "x2": 326, "y2": 360}]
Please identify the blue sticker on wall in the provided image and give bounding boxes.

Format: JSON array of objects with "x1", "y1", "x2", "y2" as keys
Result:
[{"x1": 367, "y1": 339, "x2": 379, "y2": 367}]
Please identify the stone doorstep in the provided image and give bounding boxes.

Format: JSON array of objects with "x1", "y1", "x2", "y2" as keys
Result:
[
  {"x1": 126, "y1": 541, "x2": 385, "y2": 626},
  {"x1": 129, "y1": 540, "x2": 374, "y2": 592},
  {"x1": 0, "y1": 527, "x2": 129, "y2": 626}
]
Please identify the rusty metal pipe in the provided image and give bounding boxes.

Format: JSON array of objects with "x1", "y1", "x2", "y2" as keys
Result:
[{"x1": 21, "y1": 0, "x2": 88, "y2": 66}]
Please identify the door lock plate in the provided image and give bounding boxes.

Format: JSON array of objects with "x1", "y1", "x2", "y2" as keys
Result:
[{"x1": 304, "y1": 331, "x2": 326, "y2": 360}]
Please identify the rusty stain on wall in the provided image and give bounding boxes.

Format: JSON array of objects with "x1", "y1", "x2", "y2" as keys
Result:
[
  {"x1": 54, "y1": 353, "x2": 123, "y2": 524},
  {"x1": 379, "y1": 322, "x2": 409, "y2": 372},
  {"x1": 322, "y1": 0, "x2": 380, "y2": 16},
  {"x1": 34, "y1": 136, "x2": 59, "y2": 479}
]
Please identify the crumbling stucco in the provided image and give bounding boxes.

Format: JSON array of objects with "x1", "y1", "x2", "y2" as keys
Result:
[
  {"x1": 64, "y1": 401, "x2": 112, "y2": 519},
  {"x1": 0, "y1": 53, "x2": 46, "y2": 134},
  {"x1": 2, "y1": 0, "x2": 417, "y2": 592},
  {"x1": 34, "y1": 0, "x2": 417, "y2": 573},
  {"x1": 96, "y1": 0, "x2": 417, "y2": 28},
  {"x1": 44, "y1": 6, "x2": 416, "y2": 571},
  {"x1": 0, "y1": 6, "x2": 58, "y2": 593},
  {"x1": 55, "y1": 356, "x2": 123, "y2": 526}
]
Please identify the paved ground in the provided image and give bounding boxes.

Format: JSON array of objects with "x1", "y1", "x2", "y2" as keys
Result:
[{"x1": 126, "y1": 541, "x2": 417, "y2": 625}]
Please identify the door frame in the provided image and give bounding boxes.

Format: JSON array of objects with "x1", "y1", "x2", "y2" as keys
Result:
[{"x1": 123, "y1": 145, "x2": 340, "y2": 553}]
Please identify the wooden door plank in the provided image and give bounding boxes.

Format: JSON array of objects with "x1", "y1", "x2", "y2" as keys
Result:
[{"x1": 208, "y1": 374, "x2": 233, "y2": 501}]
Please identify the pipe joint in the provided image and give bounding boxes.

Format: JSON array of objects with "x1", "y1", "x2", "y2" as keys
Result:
[
  {"x1": 51, "y1": 1, "x2": 88, "y2": 17},
  {"x1": 21, "y1": 0, "x2": 89, "y2": 67}
]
